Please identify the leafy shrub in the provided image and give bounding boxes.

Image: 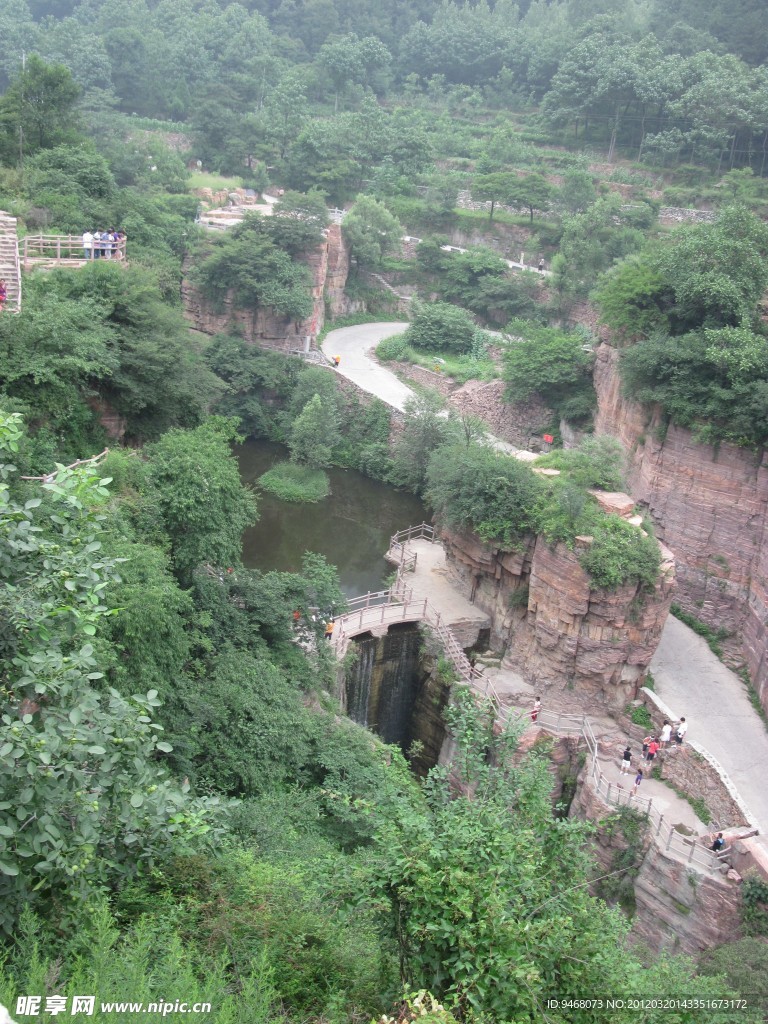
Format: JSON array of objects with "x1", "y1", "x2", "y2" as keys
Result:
[
  {"x1": 376, "y1": 332, "x2": 411, "y2": 362},
  {"x1": 406, "y1": 301, "x2": 477, "y2": 354},
  {"x1": 579, "y1": 513, "x2": 661, "y2": 591},
  {"x1": 503, "y1": 320, "x2": 596, "y2": 425},
  {"x1": 258, "y1": 461, "x2": 330, "y2": 502},
  {"x1": 536, "y1": 435, "x2": 627, "y2": 490},
  {"x1": 426, "y1": 443, "x2": 542, "y2": 546}
]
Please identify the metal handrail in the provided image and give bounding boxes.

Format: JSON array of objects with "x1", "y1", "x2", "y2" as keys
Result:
[{"x1": 532, "y1": 708, "x2": 727, "y2": 875}]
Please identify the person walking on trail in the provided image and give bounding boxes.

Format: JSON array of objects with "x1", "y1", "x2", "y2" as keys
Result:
[
  {"x1": 645, "y1": 738, "x2": 660, "y2": 763},
  {"x1": 660, "y1": 720, "x2": 672, "y2": 747},
  {"x1": 332, "y1": 355, "x2": 341, "y2": 367},
  {"x1": 620, "y1": 746, "x2": 632, "y2": 774},
  {"x1": 631, "y1": 768, "x2": 644, "y2": 797},
  {"x1": 537, "y1": 257, "x2": 545, "y2": 273},
  {"x1": 675, "y1": 718, "x2": 688, "y2": 745},
  {"x1": 531, "y1": 697, "x2": 542, "y2": 723},
  {"x1": 711, "y1": 832, "x2": 726, "y2": 852}
]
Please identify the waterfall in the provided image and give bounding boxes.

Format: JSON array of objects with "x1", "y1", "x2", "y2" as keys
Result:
[
  {"x1": 345, "y1": 635, "x2": 377, "y2": 726},
  {"x1": 344, "y1": 626, "x2": 449, "y2": 773}
]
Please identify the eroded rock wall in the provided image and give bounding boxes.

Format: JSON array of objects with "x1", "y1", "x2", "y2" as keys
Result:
[
  {"x1": 593, "y1": 343, "x2": 768, "y2": 713},
  {"x1": 182, "y1": 224, "x2": 351, "y2": 349},
  {"x1": 441, "y1": 526, "x2": 675, "y2": 711}
]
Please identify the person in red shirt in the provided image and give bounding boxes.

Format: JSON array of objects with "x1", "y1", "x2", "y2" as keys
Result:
[{"x1": 645, "y1": 738, "x2": 660, "y2": 763}]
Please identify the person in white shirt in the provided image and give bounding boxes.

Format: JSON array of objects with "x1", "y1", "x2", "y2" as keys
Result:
[
  {"x1": 675, "y1": 717, "x2": 688, "y2": 745},
  {"x1": 660, "y1": 720, "x2": 672, "y2": 746},
  {"x1": 82, "y1": 230, "x2": 93, "y2": 260}
]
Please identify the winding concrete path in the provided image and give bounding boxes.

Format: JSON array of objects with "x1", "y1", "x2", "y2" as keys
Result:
[
  {"x1": 324, "y1": 323, "x2": 768, "y2": 845},
  {"x1": 322, "y1": 322, "x2": 412, "y2": 411},
  {"x1": 322, "y1": 322, "x2": 522, "y2": 455},
  {"x1": 651, "y1": 616, "x2": 768, "y2": 834}
]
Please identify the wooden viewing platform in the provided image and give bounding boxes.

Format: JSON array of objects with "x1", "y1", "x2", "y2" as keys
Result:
[{"x1": 21, "y1": 234, "x2": 127, "y2": 270}]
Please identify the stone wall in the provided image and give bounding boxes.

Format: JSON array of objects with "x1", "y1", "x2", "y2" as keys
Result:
[
  {"x1": 653, "y1": 746, "x2": 751, "y2": 830},
  {"x1": 593, "y1": 342, "x2": 768, "y2": 714},
  {"x1": 440, "y1": 523, "x2": 675, "y2": 712},
  {"x1": 448, "y1": 379, "x2": 553, "y2": 448},
  {"x1": 181, "y1": 224, "x2": 351, "y2": 349}
]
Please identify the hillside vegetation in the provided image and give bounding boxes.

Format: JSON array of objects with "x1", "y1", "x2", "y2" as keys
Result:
[{"x1": 1, "y1": 0, "x2": 767, "y2": 1018}]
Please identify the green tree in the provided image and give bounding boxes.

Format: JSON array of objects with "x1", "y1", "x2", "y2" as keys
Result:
[
  {"x1": 473, "y1": 171, "x2": 520, "y2": 220},
  {"x1": 426, "y1": 442, "x2": 542, "y2": 546},
  {"x1": 288, "y1": 393, "x2": 340, "y2": 468},
  {"x1": 0, "y1": 412, "x2": 220, "y2": 932},
  {"x1": 390, "y1": 391, "x2": 454, "y2": 495},
  {"x1": 504, "y1": 321, "x2": 597, "y2": 424},
  {"x1": 145, "y1": 418, "x2": 258, "y2": 582},
  {"x1": 342, "y1": 194, "x2": 403, "y2": 268},
  {"x1": 0, "y1": 54, "x2": 81, "y2": 161},
  {"x1": 370, "y1": 690, "x2": 631, "y2": 1019},
  {"x1": 193, "y1": 216, "x2": 314, "y2": 321},
  {"x1": 509, "y1": 172, "x2": 553, "y2": 223},
  {"x1": 406, "y1": 301, "x2": 477, "y2": 354},
  {"x1": 316, "y1": 33, "x2": 391, "y2": 112}
]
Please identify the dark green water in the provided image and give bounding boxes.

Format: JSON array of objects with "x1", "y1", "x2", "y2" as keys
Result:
[{"x1": 237, "y1": 440, "x2": 427, "y2": 599}]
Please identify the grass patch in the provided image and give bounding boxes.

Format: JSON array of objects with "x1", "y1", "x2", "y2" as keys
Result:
[
  {"x1": 376, "y1": 333, "x2": 498, "y2": 384},
  {"x1": 625, "y1": 703, "x2": 653, "y2": 730},
  {"x1": 258, "y1": 461, "x2": 330, "y2": 503},
  {"x1": 670, "y1": 603, "x2": 730, "y2": 659},
  {"x1": 189, "y1": 171, "x2": 244, "y2": 192}
]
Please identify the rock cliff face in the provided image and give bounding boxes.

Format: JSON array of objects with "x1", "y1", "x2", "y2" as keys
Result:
[
  {"x1": 440, "y1": 525, "x2": 675, "y2": 712},
  {"x1": 181, "y1": 224, "x2": 351, "y2": 349},
  {"x1": 593, "y1": 343, "x2": 768, "y2": 713}
]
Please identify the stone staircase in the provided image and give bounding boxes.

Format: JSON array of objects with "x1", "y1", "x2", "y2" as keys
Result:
[{"x1": 0, "y1": 213, "x2": 21, "y2": 313}]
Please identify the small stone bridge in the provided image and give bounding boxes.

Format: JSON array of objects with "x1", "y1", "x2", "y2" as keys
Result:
[{"x1": 332, "y1": 523, "x2": 486, "y2": 689}]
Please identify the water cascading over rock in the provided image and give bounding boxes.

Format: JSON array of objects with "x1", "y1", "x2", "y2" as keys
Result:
[{"x1": 344, "y1": 625, "x2": 449, "y2": 773}]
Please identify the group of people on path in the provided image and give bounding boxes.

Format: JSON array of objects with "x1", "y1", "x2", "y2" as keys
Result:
[
  {"x1": 620, "y1": 717, "x2": 689, "y2": 796},
  {"x1": 82, "y1": 229, "x2": 124, "y2": 260}
]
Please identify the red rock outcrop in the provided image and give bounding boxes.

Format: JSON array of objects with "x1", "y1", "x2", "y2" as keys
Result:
[
  {"x1": 593, "y1": 342, "x2": 768, "y2": 713},
  {"x1": 440, "y1": 523, "x2": 675, "y2": 712},
  {"x1": 181, "y1": 224, "x2": 350, "y2": 350}
]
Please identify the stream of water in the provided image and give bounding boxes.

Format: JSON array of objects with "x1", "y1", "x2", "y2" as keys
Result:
[{"x1": 236, "y1": 439, "x2": 427, "y2": 599}]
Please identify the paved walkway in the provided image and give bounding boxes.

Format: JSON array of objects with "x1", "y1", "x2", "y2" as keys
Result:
[
  {"x1": 651, "y1": 616, "x2": 768, "y2": 836},
  {"x1": 322, "y1": 322, "x2": 413, "y2": 411}
]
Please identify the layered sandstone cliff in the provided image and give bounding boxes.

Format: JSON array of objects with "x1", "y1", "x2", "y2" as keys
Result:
[
  {"x1": 181, "y1": 224, "x2": 351, "y2": 349},
  {"x1": 592, "y1": 343, "x2": 768, "y2": 713},
  {"x1": 440, "y1": 522, "x2": 675, "y2": 712}
]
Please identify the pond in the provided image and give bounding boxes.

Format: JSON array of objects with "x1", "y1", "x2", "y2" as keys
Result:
[{"x1": 236, "y1": 440, "x2": 428, "y2": 599}]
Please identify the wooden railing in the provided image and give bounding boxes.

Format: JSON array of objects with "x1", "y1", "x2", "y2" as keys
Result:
[
  {"x1": 21, "y1": 234, "x2": 126, "y2": 268},
  {"x1": 387, "y1": 522, "x2": 437, "y2": 572}
]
